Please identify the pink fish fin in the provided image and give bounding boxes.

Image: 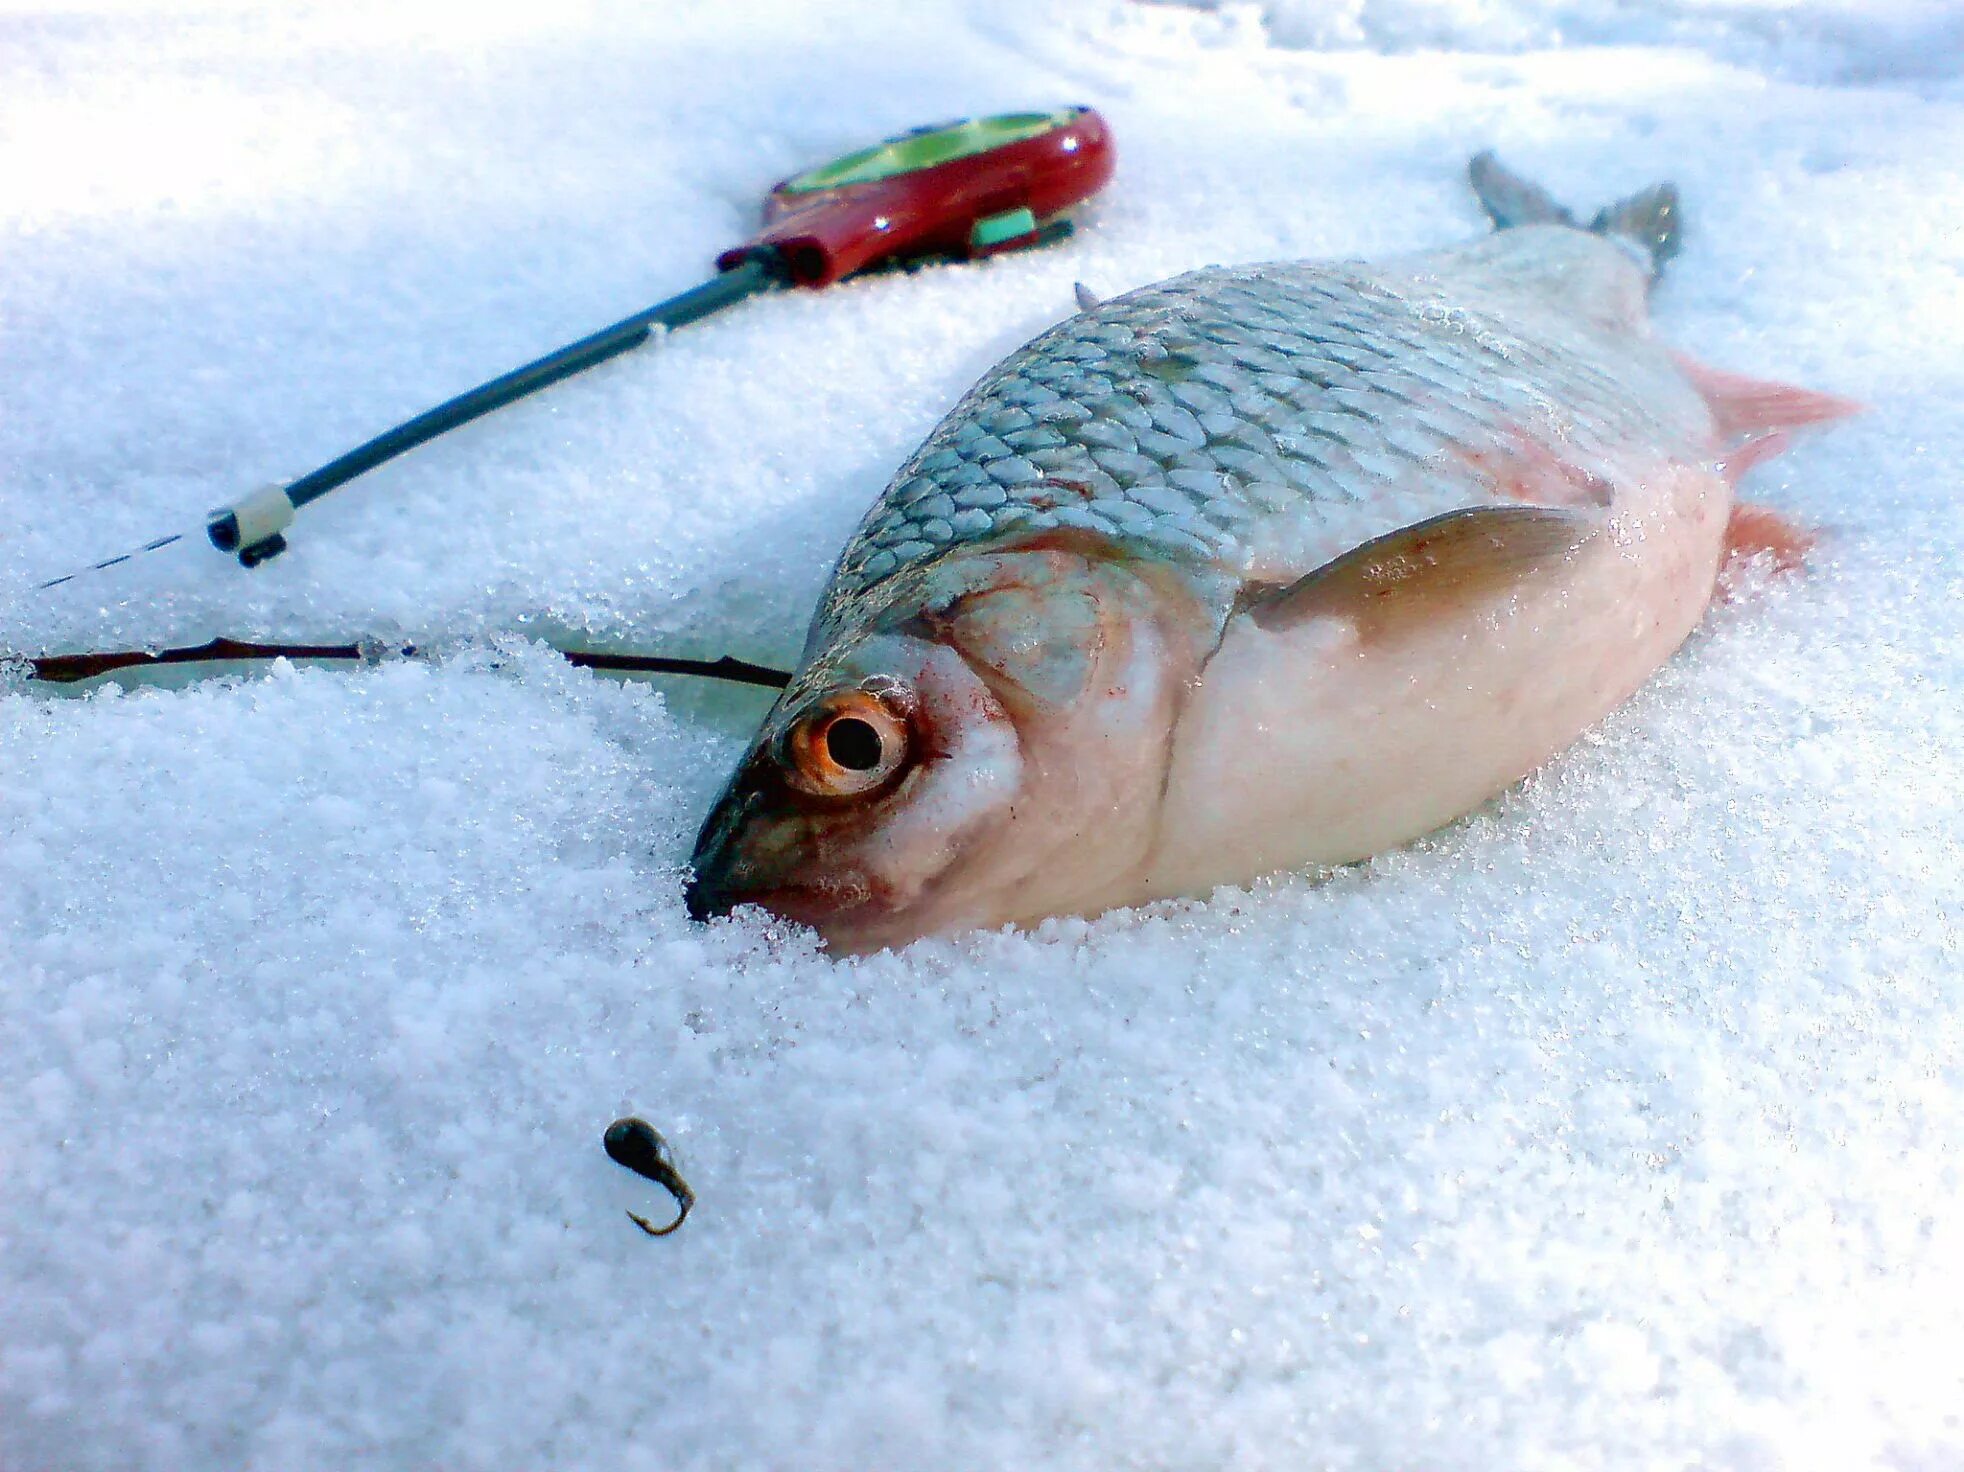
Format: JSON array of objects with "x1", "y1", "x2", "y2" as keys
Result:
[
  {"x1": 1244, "y1": 505, "x2": 1600, "y2": 641},
  {"x1": 1671, "y1": 353, "x2": 1862, "y2": 441},
  {"x1": 1717, "y1": 501, "x2": 1815, "y2": 597},
  {"x1": 1716, "y1": 429, "x2": 1793, "y2": 484}
]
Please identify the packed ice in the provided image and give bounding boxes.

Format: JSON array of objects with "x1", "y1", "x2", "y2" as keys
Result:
[{"x1": 2, "y1": 0, "x2": 1960, "y2": 1466}]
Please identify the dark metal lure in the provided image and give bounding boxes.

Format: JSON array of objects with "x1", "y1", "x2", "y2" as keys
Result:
[{"x1": 603, "y1": 1117, "x2": 695, "y2": 1238}]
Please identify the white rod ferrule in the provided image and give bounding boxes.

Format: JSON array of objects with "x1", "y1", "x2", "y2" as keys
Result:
[{"x1": 225, "y1": 484, "x2": 297, "y2": 547}]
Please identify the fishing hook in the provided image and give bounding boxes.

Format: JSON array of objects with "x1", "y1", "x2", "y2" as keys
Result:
[{"x1": 603, "y1": 1117, "x2": 695, "y2": 1238}]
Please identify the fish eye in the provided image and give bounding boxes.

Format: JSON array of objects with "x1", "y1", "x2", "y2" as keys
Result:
[
  {"x1": 825, "y1": 716, "x2": 884, "y2": 771},
  {"x1": 784, "y1": 690, "x2": 910, "y2": 798}
]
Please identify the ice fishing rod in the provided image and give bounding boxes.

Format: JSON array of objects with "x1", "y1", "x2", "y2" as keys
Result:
[{"x1": 38, "y1": 107, "x2": 1115, "y2": 589}]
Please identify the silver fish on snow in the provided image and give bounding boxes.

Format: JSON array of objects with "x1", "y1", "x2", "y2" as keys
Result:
[{"x1": 686, "y1": 154, "x2": 1855, "y2": 953}]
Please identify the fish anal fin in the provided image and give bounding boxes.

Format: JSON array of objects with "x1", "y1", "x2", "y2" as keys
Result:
[
  {"x1": 1673, "y1": 354, "x2": 1862, "y2": 441},
  {"x1": 1246, "y1": 505, "x2": 1599, "y2": 640},
  {"x1": 1719, "y1": 501, "x2": 1814, "y2": 594}
]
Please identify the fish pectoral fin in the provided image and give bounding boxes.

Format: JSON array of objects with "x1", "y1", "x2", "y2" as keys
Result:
[{"x1": 1244, "y1": 505, "x2": 1600, "y2": 639}]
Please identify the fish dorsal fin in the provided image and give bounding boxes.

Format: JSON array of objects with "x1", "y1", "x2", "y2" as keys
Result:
[{"x1": 1246, "y1": 505, "x2": 1599, "y2": 638}]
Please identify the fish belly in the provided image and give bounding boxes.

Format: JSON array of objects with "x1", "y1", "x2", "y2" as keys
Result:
[{"x1": 1142, "y1": 463, "x2": 1730, "y2": 898}]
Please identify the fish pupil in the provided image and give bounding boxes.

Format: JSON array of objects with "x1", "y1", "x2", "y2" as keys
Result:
[{"x1": 825, "y1": 717, "x2": 884, "y2": 771}]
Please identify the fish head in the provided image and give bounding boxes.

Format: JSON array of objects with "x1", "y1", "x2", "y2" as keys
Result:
[{"x1": 685, "y1": 543, "x2": 1214, "y2": 953}]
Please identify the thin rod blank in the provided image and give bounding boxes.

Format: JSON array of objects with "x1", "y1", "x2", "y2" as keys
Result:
[{"x1": 209, "y1": 256, "x2": 780, "y2": 549}]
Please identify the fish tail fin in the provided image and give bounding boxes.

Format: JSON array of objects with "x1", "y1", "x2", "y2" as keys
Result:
[
  {"x1": 1468, "y1": 152, "x2": 1683, "y2": 284},
  {"x1": 1588, "y1": 183, "x2": 1683, "y2": 281},
  {"x1": 1467, "y1": 151, "x2": 1576, "y2": 231}
]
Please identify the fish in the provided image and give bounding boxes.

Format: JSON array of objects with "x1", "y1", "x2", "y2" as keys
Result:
[{"x1": 685, "y1": 153, "x2": 1857, "y2": 953}]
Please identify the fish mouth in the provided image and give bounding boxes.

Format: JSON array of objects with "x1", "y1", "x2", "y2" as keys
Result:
[
  {"x1": 684, "y1": 868, "x2": 890, "y2": 938},
  {"x1": 682, "y1": 869, "x2": 732, "y2": 925}
]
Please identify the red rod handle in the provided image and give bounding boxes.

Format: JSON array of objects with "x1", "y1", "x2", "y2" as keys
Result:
[{"x1": 720, "y1": 106, "x2": 1116, "y2": 288}]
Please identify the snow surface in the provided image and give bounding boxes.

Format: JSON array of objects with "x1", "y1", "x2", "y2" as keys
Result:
[{"x1": 3, "y1": 1, "x2": 1962, "y2": 1466}]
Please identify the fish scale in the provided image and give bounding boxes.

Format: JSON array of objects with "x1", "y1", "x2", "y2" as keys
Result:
[{"x1": 819, "y1": 234, "x2": 1713, "y2": 637}]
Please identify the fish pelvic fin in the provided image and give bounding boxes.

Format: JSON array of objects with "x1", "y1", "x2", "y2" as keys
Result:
[
  {"x1": 1672, "y1": 354, "x2": 1864, "y2": 446},
  {"x1": 1672, "y1": 358, "x2": 1856, "y2": 593},
  {"x1": 1245, "y1": 505, "x2": 1599, "y2": 643},
  {"x1": 1468, "y1": 151, "x2": 1683, "y2": 284}
]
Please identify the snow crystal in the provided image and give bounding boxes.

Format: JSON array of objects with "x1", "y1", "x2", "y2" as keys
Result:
[{"x1": 2, "y1": 1, "x2": 1960, "y2": 1467}]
